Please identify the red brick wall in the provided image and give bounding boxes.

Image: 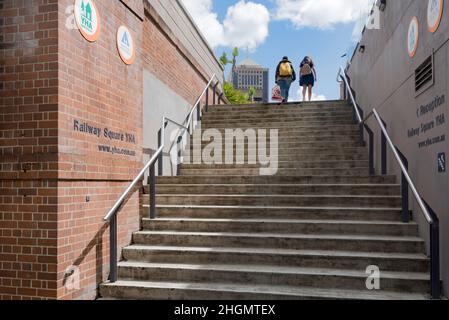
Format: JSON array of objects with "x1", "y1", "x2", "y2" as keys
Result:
[
  {"x1": 0, "y1": 0, "x2": 59, "y2": 300},
  {"x1": 1, "y1": 0, "x2": 222, "y2": 301},
  {"x1": 142, "y1": 11, "x2": 214, "y2": 109},
  {"x1": 56, "y1": 0, "x2": 142, "y2": 300}
]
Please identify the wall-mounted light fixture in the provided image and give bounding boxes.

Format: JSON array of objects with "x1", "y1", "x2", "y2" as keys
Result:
[{"x1": 359, "y1": 45, "x2": 366, "y2": 53}]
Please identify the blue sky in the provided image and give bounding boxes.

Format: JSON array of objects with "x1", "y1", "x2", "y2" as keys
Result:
[{"x1": 182, "y1": 0, "x2": 374, "y2": 100}]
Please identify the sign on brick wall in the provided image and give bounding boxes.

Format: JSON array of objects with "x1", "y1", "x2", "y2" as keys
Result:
[
  {"x1": 74, "y1": 0, "x2": 101, "y2": 42},
  {"x1": 117, "y1": 26, "x2": 136, "y2": 65}
]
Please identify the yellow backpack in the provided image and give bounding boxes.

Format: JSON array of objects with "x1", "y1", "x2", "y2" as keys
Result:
[{"x1": 279, "y1": 62, "x2": 293, "y2": 77}]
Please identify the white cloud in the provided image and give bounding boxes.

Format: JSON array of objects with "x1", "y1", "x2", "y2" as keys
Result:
[
  {"x1": 274, "y1": 0, "x2": 374, "y2": 30},
  {"x1": 181, "y1": 0, "x2": 270, "y2": 51}
]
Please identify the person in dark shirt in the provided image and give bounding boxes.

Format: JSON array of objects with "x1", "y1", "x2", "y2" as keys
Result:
[
  {"x1": 275, "y1": 56, "x2": 296, "y2": 103},
  {"x1": 299, "y1": 56, "x2": 317, "y2": 102}
]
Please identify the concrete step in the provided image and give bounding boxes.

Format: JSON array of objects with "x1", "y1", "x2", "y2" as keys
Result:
[
  {"x1": 208, "y1": 101, "x2": 351, "y2": 112},
  {"x1": 99, "y1": 280, "x2": 429, "y2": 300},
  {"x1": 190, "y1": 134, "x2": 362, "y2": 143},
  {"x1": 202, "y1": 116, "x2": 353, "y2": 125},
  {"x1": 179, "y1": 168, "x2": 370, "y2": 176},
  {"x1": 147, "y1": 183, "x2": 400, "y2": 196},
  {"x1": 187, "y1": 141, "x2": 361, "y2": 150},
  {"x1": 180, "y1": 161, "x2": 370, "y2": 170},
  {"x1": 148, "y1": 205, "x2": 404, "y2": 222},
  {"x1": 196, "y1": 127, "x2": 362, "y2": 136},
  {"x1": 150, "y1": 194, "x2": 401, "y2": 207},
  {"x1": 142, "y1": 218, "x2": 418, "y2": 237},
  {"x1": 155, "y1": 175, "x2": 397, "y2": 185},
  {"x1": 201, "y1": 121, "x2": 353, "y2": 129},
  {"x1": 132, "y1": 231, "x2": 425, "y2": 254},
  {"x1": 122, "y1": 245, "x2": 429, "y2": 273},
  {"x1": 185, "y1": 153, "x2": 369, "y2": 163},
  {"x1": 116, "y1": 262, "x2": 429, "y2": 293},
  {"x1": 203, "y1": 110, "x2": 354, "y2": 119}
]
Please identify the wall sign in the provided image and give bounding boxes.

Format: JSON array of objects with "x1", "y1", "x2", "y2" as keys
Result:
[
  {"x1": 117, "y1": 26, "x2": 136, "y2": 65},
  {"x1": 74, "y1": 0, "x2": 101, "y2": 42},
  {"x1": 438, "y1": 153, "x2": 446, "y2": 172},
  {"x1": 428, "y1": 0, "x2": 444, "y2": 33},
  {"x1": 407, "y1": 17, "x2": 419, "y2": 58}
]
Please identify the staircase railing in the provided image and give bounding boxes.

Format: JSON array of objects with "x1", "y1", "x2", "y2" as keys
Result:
[
  {"x1": 337, "y1": 66, "x2": 441, "y2": 300},
  {"x1": 103, "y1": 74, "x2": 221, "y2": 283}
]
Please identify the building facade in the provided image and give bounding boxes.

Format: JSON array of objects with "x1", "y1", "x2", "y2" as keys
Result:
[
  {"x1": 0, "y1": 0, "x2": 224, "y2": 300},
  {"x1": 347, "y1": 0, "x2": 448, "y2": 296},
  {"x1": 232, "y1": 59, "x2": 269, "y2": 103}
]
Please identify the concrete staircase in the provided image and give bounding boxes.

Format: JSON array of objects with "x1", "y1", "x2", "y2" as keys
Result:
[{"x1": 100, "y1": 101, "x2": 430, "y2": 300}]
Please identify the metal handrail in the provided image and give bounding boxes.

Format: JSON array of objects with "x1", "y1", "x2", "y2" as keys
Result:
[
  {"x1": 103, "y1": 73, "x2": 217, "y2": 222},
  {"x1": 372, "y1": 109, "x2": 434, "y2": 224},
  {"x1": 337, "y1": 66, "x2": 362, "y2": 123},
  {"x1": 104, "y1": 74, "x2": 220, "y2": 283},
  {"x1": 337, "y1": 66, "x2": 441, "y2": 299}
]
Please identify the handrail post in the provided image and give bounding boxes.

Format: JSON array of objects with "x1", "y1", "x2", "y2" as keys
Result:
[
  {"x1": 396, "y1": 148, "x2": 410, "y2": 223},
  {"x1": 364, "y1": 124, "x2": 375, "y2": 175},
  {"x1": 157, "y1": 129, "x2": 163, "y2": 176},
  {"x1": 424, "y1": 200, "x2": 441, "y2": 300},
  {"x1": 197, "y1": 102, "x2": 201, "y2": 122},
  {"x1": 218, "y1": 93, "x2": 223, "y2": 105},
  {"x1": 205, "y1": 88, "x2": 209, "y2": 112},
  {"x1": 381, "y1": 118, "x2": 387, "y2": 175},
  {"x1": 109, "y1": 213, "x2": 118, "y2": 282},
  {"x1": 176, "y1": 136, "x2": 183, "y2": 176},
  {"x1": 149, "y1": 163, "x2": 156, "y2": 219},
  {"x1": 213, "y1": 83, "x2": 218, "y2": 105}
]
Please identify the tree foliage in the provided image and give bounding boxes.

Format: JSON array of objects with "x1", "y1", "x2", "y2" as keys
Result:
[{"x1": 223, "y1": 82, "x2": 250, "y2": 105}]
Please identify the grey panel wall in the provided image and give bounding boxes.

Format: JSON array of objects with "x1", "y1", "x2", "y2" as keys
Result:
[
  {"x1": 143, "y1": 70, "x2": 191, "y2": 177},
  {"x1": 347, "y1": 0, "x2": 449, "y2": 296}
]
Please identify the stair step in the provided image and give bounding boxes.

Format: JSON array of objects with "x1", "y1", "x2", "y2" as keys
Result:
[
  {"x1": 203, "y1": 110, "x2": 354, "y2": 119},
  {"x1": 132, "y1": 231, "x2": 425, "y2": 253},
  {"x1": 179, "y1": 168, "x2": 370, "y2": 177},
  {"x1": 156, "y1": 175, "x2": 396, "y2": 185},
  {"x1": 201, "y1": 122, "x2": 354, "y2": 129},
  {"x1": 202, "y1": 117, "x2": 353, "y2": 125},
  {"x1": 116, "y1": 262, "x2": 429, "y2": 293},
  {"x1": 149, "y1": 205, "x2": 404, "y2": 221},
  {"x1": 151, "y1": 194, "x2": 401, "y2": 207},
  {"x1": 187, "y1": 141, "x2": 362, "y2": 149},
  {"x1": 142, "y1": 218, "x2": 418, "y2": 236},
  {"x1": 99, "y1": 280, "x2": 429, "y2": 300},
  {"x1": 148, "y1": 184, "x2": 400, "y2": 196},
  {"x1": 123, "y1": 246, "x2": 429, "y2": 273},
  {"x1": 180, "y1": 161, "x2": 370, "y2": 170}
]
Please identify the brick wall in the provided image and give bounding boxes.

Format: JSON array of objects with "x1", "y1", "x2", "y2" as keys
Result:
[
  {"x1": 142, "y1": 7, "x2": 217, "y2": 109},
  {"x1": 56, "y1": 0, "x2": 143, "y2": 300},
  {"x1": 1, "y1": 0, "x2": 223, "y2": 300},
  {"x1": 0, "y1": 0, "x2": 59, "y2": 300}
]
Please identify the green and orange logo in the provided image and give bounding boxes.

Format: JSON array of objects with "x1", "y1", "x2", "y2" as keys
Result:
[{"x1": 74, "y1": 0, "x2": 101, "y2": 42}]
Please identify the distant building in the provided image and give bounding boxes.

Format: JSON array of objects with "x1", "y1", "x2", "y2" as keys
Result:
[{"x1": 232, "y1": 59, "x2": 269, "y2": 103}]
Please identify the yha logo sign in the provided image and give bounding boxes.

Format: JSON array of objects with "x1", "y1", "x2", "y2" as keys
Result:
[
  {"x1": 74, "y1": 0, "x2": 101, "y2": 42},
  {"x1": 117, "y1": 26, "x2": 136, "y2": 65}
]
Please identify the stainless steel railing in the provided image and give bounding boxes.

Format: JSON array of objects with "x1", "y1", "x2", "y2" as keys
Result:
[
  {"x1": 104, "y1": 74, "x2": 220, "y2": 282},
  {"x1": 337, "y1": 66, "x2": 441, "y2": 299}
]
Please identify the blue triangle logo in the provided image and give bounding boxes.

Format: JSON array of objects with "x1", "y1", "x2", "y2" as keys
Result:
[{"x1": 122, "y1": 32, "x2": 130, "y2": 47}]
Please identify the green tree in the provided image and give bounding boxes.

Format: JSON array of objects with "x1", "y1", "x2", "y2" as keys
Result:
[
  {"x1": 231, "y1": 47, "x2": 239, "y2": 73},
  {"x1": 219, "y1": 52, "x2": 230, "y2": 67},
  {"x1": 223, "y1": 82, "x2": 250, "y2": 105},
  {"x1": 248, "y1": 86, "x2": 256, "y2": 102}
]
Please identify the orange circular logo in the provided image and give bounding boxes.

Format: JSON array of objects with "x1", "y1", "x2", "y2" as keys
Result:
[
  {"x1": 117, "y1": 26, "x2": 136, "y2": 65},
  {"x1": 74, "y1": 0, "x2": 101, "y2": 42},
  {"x1": 407, "y1": 17, "x2": 419, "y2": 58},
  {"x1": 427, "y1": 0, "x2": 444, "y2": 33}
]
